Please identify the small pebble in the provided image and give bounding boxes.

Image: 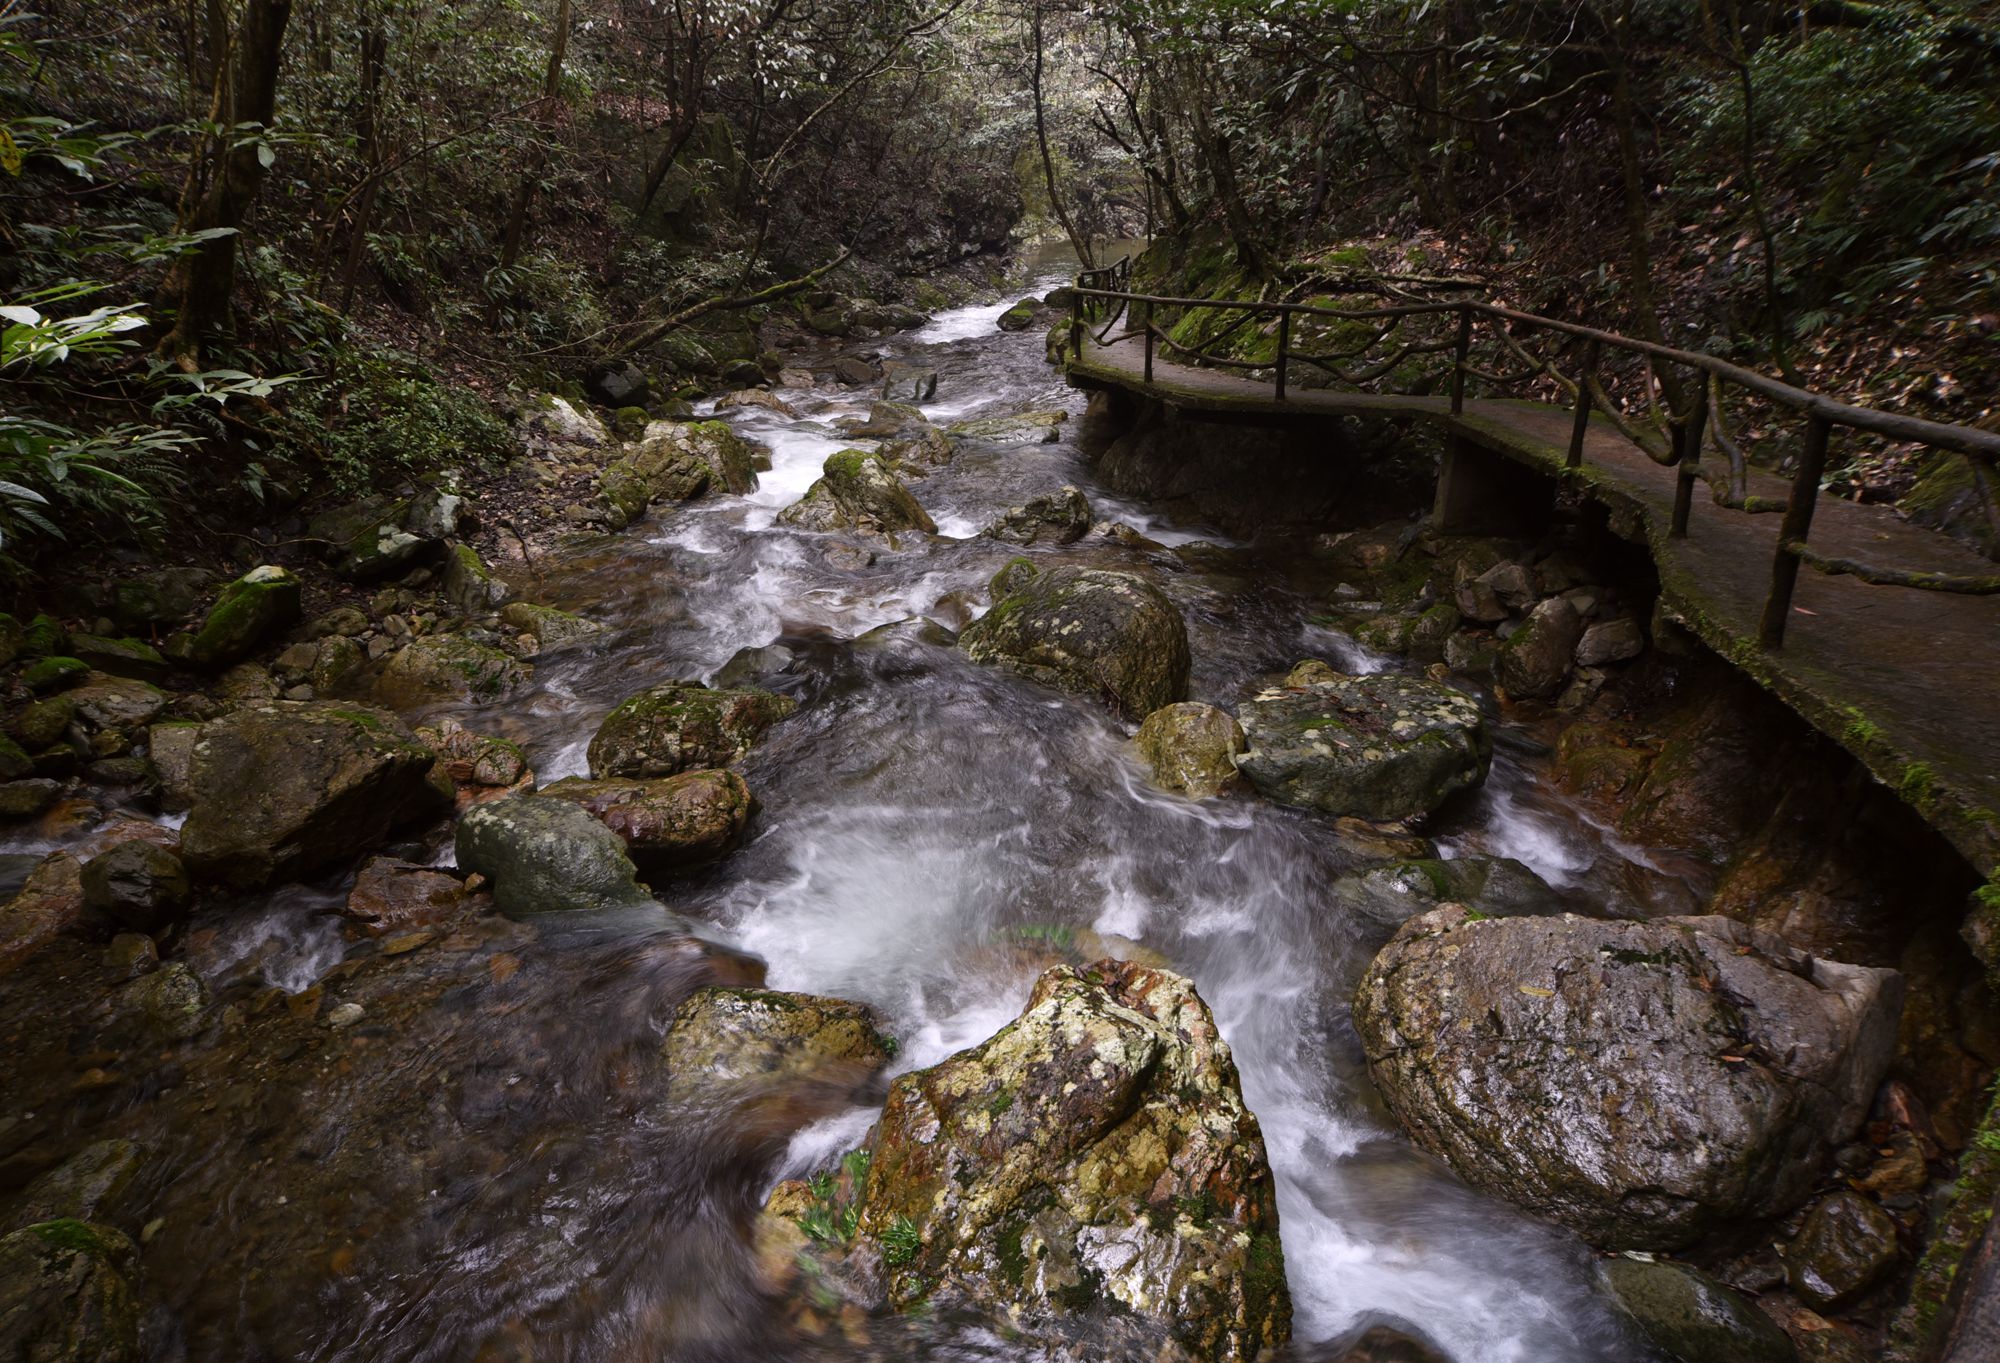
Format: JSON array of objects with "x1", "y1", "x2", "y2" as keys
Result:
[{"x1": 326, "y1": 1002, "x2": 365, "y2": 1028}]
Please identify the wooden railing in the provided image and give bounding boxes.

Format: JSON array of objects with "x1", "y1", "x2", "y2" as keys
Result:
[{"x1": 1067, "y1": 262, "x2": 2000, "y2": 647}]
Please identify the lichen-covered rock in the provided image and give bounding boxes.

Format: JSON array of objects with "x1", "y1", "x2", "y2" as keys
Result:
[
  {"x1": 80, "y1": 841, "x2": 192, "y2": 934},
  {"x1": 776, "y1": 450, "x2": 935, "y2": 542},
  {"x1": 0, "y1": 853, "x2": 84, "y2": 975},
  {"x1": 959, "y1": 566, "x2": 1189, "y2": 717},
  {"x1": 599, "y1": 420, "x2": 758, "y2": 523},
  {"x1": 1135, "y1": 702, "x2": 1245, "y2": 798},
  {"x1": 373, "y1": 633, "x2": 530, "y2": 710},
  {"x1": 1498, "y1": 597, "x2": 1585, "y2": 700},
  {"x1": 1235, "y1": 673, "x2": 1490, "y2": 821},
  {"x1": 981, "y1": 485, "x2": 1091, "y2": 546},
  {"x1": 948, "y1": 409, "x2": 1065, "y2": 445},
  {"x1": 1600, "y1": 1258, "x2": 1797, "y2": 1363},
  {"x1": 816, "y1": 960, "x2": 1289, "y2": 1362},
  {"x1": 662, "y1": 986, "x2": 890, "y2": 1106},
  {"x1": 1783, "y1": 1191, "x2": 1901, "y2": 1309},
  {"x1": 0, "y1": 1220, "x2": 142, "y2": 1363},
  {"x1": 541, "y1": 769, "x2": 754, "y2": 868},
  {"x1": 187, "y1": 566, "x2": 302, "y2": 670},
  {"x1": 179, "y1": 701, "x2": 452, "y2": 889},
  {"x1": 498, "y1": 601, "x2": 604, "y2": 652},
  {"x1": 586, "y1": 682, "x2": 796, "y2": 779},
  {"x1": 453, "y1": 793, "x2": 661, "y2": 919},
  {"x1": 1353, "y1": 907, "x2": 1904, "y2": 1250}
]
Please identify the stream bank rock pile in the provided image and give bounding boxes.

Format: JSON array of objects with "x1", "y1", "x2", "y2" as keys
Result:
[
  {"x1": 959, "y1": 564, "x2": 1189, "y2": 717},
  {"x1": 1353, "y1": 906, "x2": 1904, "y2": 1250},
  {"x1": 768, "y1": 959, "x2": 1290, "y2": 1363},
  {"x1": 776, "y1": 449, "x2": 935, "y2": 542}
]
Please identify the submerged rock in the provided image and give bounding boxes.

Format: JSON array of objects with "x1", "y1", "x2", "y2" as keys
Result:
[
  {"x1": 179, "y1": 701, "x2": 451, "y2": 889},
  {"x1": 454, "y1": 793, "x2": 662, "y2": 919},
  {"x1": 1235, "y1": 673, "x2": 1490, "y2": 821},
  {"x1": 776, "y1": 450, "x2": 935, "y2": 542},
  {"x1": 1600, "y1": 1257, "x2": 1797, "y2": 1363},
  {"x1": 810, "y1": 960, "x2": 1289, "y2": 1362},
  {"x1": 959, "y1": 566, "x2": 1189, "y2": 717},
  {"x1": 981, "y1": 485, "x2": 1091, "y2": 546},
  {"x1": 341, "y1": 857, "x2": 468, "y2": 937},
  {"x1": 1353, "y1": 907, "x2": 1904, "y2": 1250},
  {"x1": 880, "y1": 365, "x2": 938, "y2": 402},
  {"x1": 949, "y1": 409, "x2": 1065, "y2": 445},
  {"x1": 542, "y1": 770, "x2": 754, "y2": 869},
  {"x1": 1135, "y1": 702, "x2": 1245, "y2": 798},
  {"x1": 586, "y1": 682, "x2": 796, "y2": 779}
]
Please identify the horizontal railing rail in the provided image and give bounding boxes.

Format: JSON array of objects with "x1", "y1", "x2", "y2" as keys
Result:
[{"x1": 1064, "y1": 272, "x2": 2000, "y2": 647}]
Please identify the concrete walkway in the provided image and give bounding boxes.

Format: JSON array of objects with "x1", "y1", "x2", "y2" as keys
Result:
[{"x1": 1068, "y1": 335, "x2": 2000, "y2": 876}]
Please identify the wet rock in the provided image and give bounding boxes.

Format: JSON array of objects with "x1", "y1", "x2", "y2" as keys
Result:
[
  {"x1": 442, "y1": 543, "x2": 510, "y2": 614},
  {"x1": 1782, "y1": 1191, "x2": 1901, "y2": 1309},
  {"x1": 832, "y1": 356, "x2": 878, "y2": 386},
  {"x1": 1498, "y1": 597, "x2": 1585, "y2": 700},
  {"x1": 416, "y1": 718, "x2": 530, "y2": 795},
  {"x1": 1600, "y1": 1257, "x2": 1797, "y2": 1363},
  {"x1": 66, "y1": 635, "x2": 167, "y2": 684},
  {"x1": 0, "y1": 852, "x2": 84, "y2": 974},
  {"x1": 841, "y1": 401, "x2": 930, "y2": 440},
  {"x1": 303, "y1": 606, "x2": 371, "y2": 640},
  {"x1": 0, "y1": 1220, "x2": 141, "y2": 1363},
  {"x1": 1327, "y1": 1325, "x2": 1452, "y2": 1361},
  {"x1": 1135, "y1": 702, "x2": 1245, "y2": 798},
  {"x1": 1576, "y1": 617, "x2": 1645, "y2": 667},
  {"x1": 303, "y1": 636, "x2": 368, "y2": 696},
  {"x1": 878, "y1": 424, "x2": 956, "y2": 472},
  {"x1": 180, "y1": 701, "x2": 452, "y2": 889},
  {"x1": 981, "y1": 485, "x2": 1091, "y2": 546},
  {"x1": 995, "y1": 297, "x2": 1039, "y2": 331},
  {"x1": 1353, "y1": 907, "x2": 1904, "y2": 1250},
  {"x1": 0, "y1": 734, "x2": 29, "y2": 781},
  {"x1": 8, "y1": 1140, "x2": 146, "y2": 1228},
  {"x1": 187, "y1": 566, "x2": 303, "y2": 670},
  {"x1": 66, "y1": 676, "x2": 166, "y2": 733},
  {"x1": 113, "y1": 960, "x2": 208, "y2": 1043},
  {"x1": 949, "y1": 409, "x2": 1065, "y2": 445},
  {"x1": 960, "y1": 566, "x2": 1190, "y2": 718},
  {"x1": 714, "y1": 389, "x2": 798, "y2": 419},
  {"x1": 373, "y1": 634, "x2": 531, "y2": 709},
  {"x1": 588, "y1": 682, "x2": 796, "y2": 779},
  {"x1": 662, "y1": 986, "x2": 890, "y2": 1105},
  {"x1": 498, "y1": 601, "x2": 604, "y2": 653},
  {"x1": 542, "y1": 769, "x2": 754, "y2": 869},
  {"x1": 988, "y1": 555, "x2": 1039, "y2": 601},
  {"x1": 104, "y1": 934, "x2": 157, "y2": 980},
  {"x1": 0, "y1": 779, "x2": 62, "y2": 821},
  {"x1": 712, "y1": 644, "x2": 795, "y2": 690},
  {"x1": 776, "y1": 450, "x2": 935, "y2": 542},
  {"x1": 80, "y1": 841, "x2": 192, "y2": 934},
  {"x1": 1235, "y1": 673, "x2": 1490, "y2": 821},
  {"x1": 10, "y1": 696, "x2": 76, "y2": 751},
  {"x1": 599, "y1": 420, "x2": 759, "y2": 522},
  {"x1": 880, "y1": 365, "x2": 938, "y2": 402},
  {"x1": 1330, "y1": 855, "x2": 1564, "y2": 932},
  {"x1": 341, "y1": 857, "x2": 467, "y2": 936},
  {"x1": 821, "y1": 960, "x2": 1290, "y2": 1362},
  {"x1": 454, "y1": 793, "x2": 662, "y2": 919}
]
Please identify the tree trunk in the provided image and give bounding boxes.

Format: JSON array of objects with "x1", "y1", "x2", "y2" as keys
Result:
[
  {"x1": 497, "y1": 0, "x2": 573, "y2": 277},
  {"x1": 157, "y1": 0, "x2": 294, "y2": 359},
  {"x1": 1032, "y1": 5, "x2": 1093, "y2": 269}
]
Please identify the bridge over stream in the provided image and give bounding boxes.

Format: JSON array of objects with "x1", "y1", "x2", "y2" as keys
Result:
[{"x1": 1059, "y1": 261, "x2": 2000, "y2": 880}]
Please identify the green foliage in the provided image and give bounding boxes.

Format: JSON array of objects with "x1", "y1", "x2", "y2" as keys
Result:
[
  {"x1": 284, "y1": 351, "x2": 509, "y2": 496},
  {"x1": 881, "y1": 1215, "x2": 922, "y2": 1267}
]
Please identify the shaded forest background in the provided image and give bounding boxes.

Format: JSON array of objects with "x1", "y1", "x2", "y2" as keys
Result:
[{"x1": 2, "y1": 0, "x2": 1996, "y2": 589}]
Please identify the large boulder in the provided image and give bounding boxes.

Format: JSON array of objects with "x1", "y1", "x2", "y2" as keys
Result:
[
  {"x1": 1600, "y1": 1258, "x2": 1797, "y2": 1363},
  {"x1": 599, "y1": 420, "x2": 758, "y2": 523},
  {"x1": 662, "y1": 986, "x2": 891, "y2": 1107},
  {"x1": 80, "y1": 841, "x2": 192, "y2": 934},
  {"x1": 775, "y1": 451, "x2": 935, "y2": 542},
  {"x1": 1498, "y1": 597, "x2": 1585, "y2": 700},
  {"x1": 959, "y1": 566, "x2": 1189, "y2": 717},
  {"x1": 184, "y1": 566, "x2": 302, "y2": 670},
  {"x1": 1353, "y1": 907, "x2": 1904, "y2": 1250},
  {"x1": 1235, "y1": 673, "x2": 1490, "y2": 821},
  {"x1": 981, "y1": 485, "x2": 1091, "y2": 546},
  {"x1": 499, "y1": 602, "x2": 604, "y2": 653},
  {"x1": 0, "y1": 1220, "x2": 142, "y2": 1363},
  {"x1": 453, "y1": 793, "x2": 661, "y2": 919},
  {"x1": 373, "y1": 634, "x2": 531, "y2": 710},
  {"x1": 586, "y1": 683, "x2": 796, "y2": 779},
  {"x1": 799, "y1": 961, "x2": 1289, "y2": 1362},
  {"x1": 540, "y1": 770, "x2": 753, "y2": 869},
  {"x1": 514, "y1": 394, "x2": 611, "y2": 458},
  {"x1": 179, "y1": 702, "x2": 452, "y2": 889},
  {"x1": 1135, "y1": 702, "x2": 1245, "y2": 798}
]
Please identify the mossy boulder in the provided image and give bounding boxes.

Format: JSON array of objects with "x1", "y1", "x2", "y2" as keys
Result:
[
  {"x1": 541, "y1": 769, "x2": 754, "y2": 869},
  {"x1": 879, "y1": 424, "x2": 956, "y2": 472},
  {"x1": 187, "y1": 566, "x2": 302, "y2": 670},
  {"x1": 995, "y1": 297, "x2": 1039, "y2": 331},
  {"x1": 0, "y1": 1220, "x2": 141, "y2": 1363},
  {"x1": 373, "y1": 634, "x2": 531, "y2": 710},
  {"x1": 598, "y1": 420, "x2": 758, "y2": 523},
  {"x1": 959, "y1": 566, "x2": 1189, "y2": 717},
  {"x1": 66, "y1": 635, "x2": 167, "y2": 684},
  {"x1": 453, "y1": 793, "x2": 660, "y2": 919},
  {"x1": 499, "y1": 601, "x2": 604, "y2": 652},
  {"x1": 441, "y1": 543, "x2": 510, "y2": 614},
  {"x1": 179, "y1": 701, "x2": 452, "y2": 889},
  {"x1": 1353, "y1": 907, "x2": 1904, "y2": 1250},
  {"x1": 808, "y1": 960, "x2": 1290, "y2": 1362},
  {"x1": 0, "y1": 779, "x2": 62, "y2": 820},
  {"x1": 20, "y1": 613, "x2": 69, "y2": 659},
  {"x1": 1235, "y1": 673, "x2": 1490, "y2": 821},
  {"x1": 981, "y1": 485, "x2": 1091, "y2": 546},
  {"x1": 776, "y1": 450, "x2": 935, "y2": 542},
  {"x1": 1600, "y1": 1258, "x2": 1797, "y2": 1363},
  {"x1": 587, "y1": 682, "x2": 796, "y2": 779},
  {"x1": 0, "y1": 733, "x2": 29, "y2": 781},
  {"x1": 21, "y1": 656, "x2": 88, "y2": 693},
  {"x1": 1135, "y1": 702, "x2": 1246, "y2": 798}
]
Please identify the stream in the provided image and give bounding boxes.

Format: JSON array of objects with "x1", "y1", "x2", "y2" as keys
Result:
[{"x1": 4, "y1": 249, "x2": 1695, "y2": 1362}]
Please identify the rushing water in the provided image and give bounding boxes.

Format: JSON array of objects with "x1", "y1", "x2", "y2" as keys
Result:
[{"x1": 2, "y1": 251, "x2": 1693, "y2": 1362}]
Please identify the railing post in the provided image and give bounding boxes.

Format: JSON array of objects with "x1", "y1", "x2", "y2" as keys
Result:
[
  {"x1": 1669, "y1": 377, "x2": 1708, "y2": 538},
  {"x1": 1070, "y1": 290, "x2": 1084, "y2": 364},
  {"x1": 1758, "y1": 414, "x2": 1832, "y2": 648},
  {"x1": 1567, "y1": 339, "x2": 1600, "y2": 469},
  {"x1": 1143, "y1": 300, "x2": 1154, "y2": 383},
  {"x1": 1275, "y1": 308, "x2": 1292, "y2": 402},
  {"x1": 1450, "y1": 306, "x2": 1472, "y2": 416}
]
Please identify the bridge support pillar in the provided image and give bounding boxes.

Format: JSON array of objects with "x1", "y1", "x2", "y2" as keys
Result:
[{"x1": 1432, "y1": 433, "x2": 1553, "y2": 537}]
